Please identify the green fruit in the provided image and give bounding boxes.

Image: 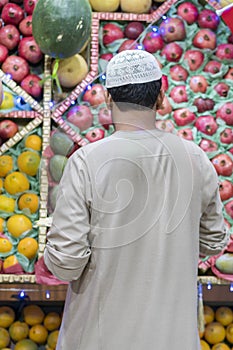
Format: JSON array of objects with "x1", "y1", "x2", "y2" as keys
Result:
[
  {"x1": 49, "y1": 185, "x2": 60, "y2": 211},
  {"x1": 49, "y1": 155, "x2": 68, "y2": 183},
  {"x1": 50, "y1": 132, "x2": 74, "y2": 156},
  {"x1": 215, "y1": 253, "x2": 233, "y2": 274},
  {"x1": 32, "y1": 0, "x2": 92, "y2": 58}
]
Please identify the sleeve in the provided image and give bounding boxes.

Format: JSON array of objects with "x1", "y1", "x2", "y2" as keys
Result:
[
  {"x1": 44, "y1": 151, "x2": 92, "y2": 281},
  {"x1": 199, "y1": 151, "x2": 230, "y2": 257}
]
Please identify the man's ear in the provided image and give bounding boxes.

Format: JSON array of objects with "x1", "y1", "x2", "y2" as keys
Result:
[
  {"x1": 155, "y1": 88, "x2": 165, "y2": 111},
  {"x1": 105, "y1": 89, "x2": 112, "y2": 109}
]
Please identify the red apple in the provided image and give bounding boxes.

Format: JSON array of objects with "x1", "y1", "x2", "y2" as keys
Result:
[
  {"x1": 219, "y1": 180, "x2": 233, "y2": 201},
  {"x1": 173, "y1": 108, "x2": 196, "y2": 126},
  {"x1": 169, "y1": 65, "x2": 188, "y2": 81},
  {"x1": 85, "y1": 128, "x2": 105, "y2": 142},
  {"x1": 193, "y1": 29, "x2": 216, "y2": 50},
  {"x1": 197, "y1": 9, "x2": 220, "y2": 31},
  {"x1": 18, "y1": 36, "x2": 43, "y2": 64},
  {"x1": 195, "y1": 115, "x2": 218, "y2": 135},
  {"x1": 169, "y1": 85, "x2": 188, "y2": 104},
  {"x1": 98, "y1": 107, "x2": 112, "y2": 130},
  {"x1": 19, "y1": 15, "x2": 33, "y2": 36},
  {"x1": 216, "y1": 102, "x2": 233, "y2": 126},
  {"x1": 225, "y1": 67, "x2": 233, "y2": 80},
  {"x1": 67, "y1": 105, "x2": 93, "y2": 132},
  {"x1": 0, "y1": 24, "x2": 20, "y2": 51},
  {"x1": 155, "y1": 119, "x2": 174, "y2": 133},
  {"x1": 193, "y1": 97, "x2": 215, "y2": 113},
  {"x1": 177, "y1": 2, "x2": 199, "y2": 25},
  {"x1": 204, "y1": 60, "x2": 222, "y2": 74},
  {"x1": 0, "y1": 119, "x2": 18, "y2": 140},
  {"x1": 100, "y1": 53, "x2": 113, "y2": 61},
  {"x1": 0, "y1": 0, "x2": 9, "y2": 10},
  {"x1": 83, "y1": 84, "x2": 105, "y2": 107},
  {"x1": 157, "y1": 95, "x2": 172, "y2": 116},
  {"x1": 118, "y1": 39, "x2": 138, "y2": 53},
  {"x1": 102, "y1": 23, "x2": 124, "y2": 46},
  {"x1": 212, "y1": 154, "x2": 233, "y2": 176},
  {"x1": 214, "y1": 82, "x2": 230, "y2": 97},
  {"x1": 225, "y1": 200, "x2": 233, "y2": 219},
  {"x1": 1, "y1": 3, "x2": 24, "y2": 25},
  {"x1": 220, "y1": 128, "x2": 233, "y2": 144},
  {"x1": 199, "y1": 139, "x2": 218, "y2": 152},
  {"x1": 159, "y1": 17, "x2": 186, "y2": 43},
  {"x1": 161, "y1": 42, "x2": 183, "y2": 62},
  {"x1": 20, "y1": 74, "x2": 42, "y2": 99},
  {"x1": 2, "y1": 55, "x2": 29, "y2": 83},
  {"x1": 184, "y1": 49, "x2": 204, "y2": 71},
  {"x1": 124, "y1": 22, "x2": 144, "y2": 40},
  {"x1": 177, "y1": 128, "x2": 193, "y2": 140},
  {"x1": 23, "y1": 0, "x2": 38, "y2": 14},
  {"x1": 0, "y1": 44, "x2": 8, "y2": 63},
  {"x1": 142, "y1": 32, "x2": 164, "y2": 53},
  {"x1": 161, "y1": 75, "x2": 168, "y2": 92},
  {"x1": 189, "y1": 75, "x2": 208, "y2": 93},
  {"x1": 216, "y1": 44, "x2": 233, "y2": 60}
]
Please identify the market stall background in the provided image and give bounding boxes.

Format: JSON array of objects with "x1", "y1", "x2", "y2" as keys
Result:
[{"x1": 0, "y1": 0, "x2": 232, "y2": 348}]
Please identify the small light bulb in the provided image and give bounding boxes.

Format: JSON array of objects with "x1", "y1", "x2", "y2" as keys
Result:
[
  {"x1": 19, "y1": 290, "x2": 25, "y2": 299},
  {"x1": 49, "y1": 101, "x2": 54, "y2": 108},
  {"x1": 207, "y1": 282, "x2": 212, "y2": 290},
  {"x1": 230, "y1": 284, "x2": 233, "y2": 292},
  {"x1": 101, "y1": 74, "x2": 106, "y2": 80},
  {"x1": 137, "y1": 45, "x2": 143, "y2": 50},
  {"x1": 45, "y1": 290, "x2": 51, "y2": 299},
  {"x1": 162, "y1": 15, "x2": 167, "y2": 20}
]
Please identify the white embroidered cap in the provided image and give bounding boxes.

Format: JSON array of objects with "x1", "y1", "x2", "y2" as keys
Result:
[{"x1": 105, "y1": 50, "x2": 162, "y2": 88}]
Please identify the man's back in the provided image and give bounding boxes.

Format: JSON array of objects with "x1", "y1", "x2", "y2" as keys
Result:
[{"x1": 45, "y1": 129, "x2": 227, "y2": 350}]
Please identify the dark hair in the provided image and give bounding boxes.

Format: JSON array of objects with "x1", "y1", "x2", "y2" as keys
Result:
[{"x1": 107, "y1": 79, "x2": 162, "y2": 111}]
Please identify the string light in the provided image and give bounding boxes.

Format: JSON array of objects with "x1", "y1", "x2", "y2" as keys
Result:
[
  {"x1": 101, "y1": 74, "x2": 106, "y2": 80},
  {"x1": 71, "y1": 100, "x2": 76, "y2": 105},
  {"x1": 137, "y1": 45, "x2": 143, "y2": 50},
  {"x1": 207, "y1": 282, "x2": 212, "y2": 290},
  {"x1": 152, "y1": 26, "x2": 158, "y2": 32},
  {"x1": 162, "y1": 15, "x2": 167, "y2": 20},
  {"x1": 49, "y1": 101, "x2": 55, "y2": 108},
  {"x1": 18, "y1": 290, "x2": 26, "y2": 299},
  {"x1": 230, "y1": 284, "x2": 233, "y2": 292},
  {"x1": 45, "y1": 290, "x2": 51, "y2": 299}
]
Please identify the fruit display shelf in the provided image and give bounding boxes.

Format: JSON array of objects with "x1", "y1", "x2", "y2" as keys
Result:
[{"x1": 0, "y1": 0, "x2": 232, "y2": 289}]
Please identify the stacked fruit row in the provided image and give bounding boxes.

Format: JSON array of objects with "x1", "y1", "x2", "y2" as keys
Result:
[
  {"x1": 0, "y1": 129, "x2": 42, "y2": 274},
  {"x1": 0, "y1": 0, "x2": 44, "y2": 100},
  {"x1": 0, "y1": 304, "x2": 61, "y2": 349},
  {"x1": 201, "y1": 305, "x2": 233, "y2": 349}
]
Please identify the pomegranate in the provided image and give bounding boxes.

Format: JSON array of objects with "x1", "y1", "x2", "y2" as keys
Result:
[
  {"x1": 161, "y1": 42, "x2": 183, "y2": 62},
  {"x1": 169, "y1": 65, "x2": 188, "y2": 81},
  {"x1": 159, "y1": 17, "x2": 186, "y2": 42},
  {"x1": 195, "y1": 115, "x2": 218, "y2": 136},
  {"x1": 177, "y1": 2, "x2": 199, "y2": 25},
  {"x1": 216, "y1": 44, "x2": 233, "y2": 60},
  {"x1": 193, "y1": 29, "x2": 216, "y2": 50},
  {"x1": 216, "y1": 102, "x2": 233, "y2": 126},
  {"x1": 197, "y1": 9, "x2": 220, "y2": 31},
  {"x1": 184, "y1": 49, "x2": 204, "y2": 71}
]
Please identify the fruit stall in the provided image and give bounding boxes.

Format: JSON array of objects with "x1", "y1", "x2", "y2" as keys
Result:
[{"x1": 0, "y1": 0, "x2": 232, "y2": 348}]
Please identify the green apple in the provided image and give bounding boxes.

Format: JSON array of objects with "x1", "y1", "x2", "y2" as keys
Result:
[
  {"x1": 53, "y1": 54, "x2": 88, "y2": 89},
  {"x1": 215, "y1": 253, "x2": 233, "y2": 274}
]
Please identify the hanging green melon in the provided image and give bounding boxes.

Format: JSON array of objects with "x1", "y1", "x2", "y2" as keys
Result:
[{"x1": 32, "y1": 0, "x2": 92, "y2": 59}]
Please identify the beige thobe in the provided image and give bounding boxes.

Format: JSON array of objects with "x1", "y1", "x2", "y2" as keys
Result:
[{"x1": 44, "y1": 129, "x2": 229, "y2": 350}]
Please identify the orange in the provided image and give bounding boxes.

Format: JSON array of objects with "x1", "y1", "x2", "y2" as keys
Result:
[
  {"x1": 0, "y1": 155, "x2": 13, "y2": 177},
  {"x1": 47, "y1": 330, "x2": 59, "y2": 349},
  {"x1": 29, "y1": 324, "x2": 48, "y2": 344},
  {"x1": 200, "y1": 339, "x2": 210, "y2": 350},
  {"x1": 9, "y1": 320, "x2": 29, "y2": 342},
  {"x1": 23, "y1": 304, "x2": 45, "y2": 326},
  {"x1": 17, "y1": 151, "x2": 41, "y2": 176},
  {"x1": 7, "y1": 214, "x2": 32, "y2": 238},
  {"x1": 204, "y1": 322, "x2": 226, "y2": 345},
  {"x1": 18, "y1": 193, "x2": 39, "y2": 214},
  {"x1": 204, "y1": 305, "x2": 215, "y2": 325},
  {"x1": 226, "y1": 323, "x2": 233, "y2": 344},
  {"x1": 4, "y1": 171, "x2": 30, "y2": 195},
  {"x1": 0, "y1": 217, "x2": 4, "y2": 232},
  {"x1": 3, "y1": 255, "x2": 19, "y2": 269},
  {"x1": 17, "y1": 237, "x2": 39, "y2": 260},
  {"x1": 25, "y1": 135, "x2": 42, "y2": 151},
  {"x1": 0, "y1": 237, "x2": 12, "y2": 253},
  {"x1": 14, "y1": 338, "x2": 38, "y2": 350},
  {"x1": 0, "y1": 306, "x2": 15, "y2": 328},
  {"x1": 0, "y1": 327, "x2": 10, "y2": 348},
  {"x1": 0, "y1": 194, "x2": 15, "y2": 212},
  {"x1": 43, "y1": 311, "x2": 61, "y2": 331},
  {"x1": 216, "y1": 307, "x2": 233, "y2": 326},
  {"x1": 212, "y1": 343, "x2": 231, "y2": 350}
]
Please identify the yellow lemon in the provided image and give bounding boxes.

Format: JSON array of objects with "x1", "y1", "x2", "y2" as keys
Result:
[
  {"x1": 7, "y1": 214, "x2": 32, "y2": 238},
  {"x1": 0, "y1": 237, "x2": 12, "y2": 253},
  {"x1": 17, "y1": 237, "x2": 38, "y2": 260},
  {"x1": 0, "y1": 92, "x2": 14, "y2": 110},
  {"x1": 17, "y1": 151, "x2": 41, "y2": 177},
  {"x1": 4, "y1": 171, "x2": 30, "y2": 195},
  {"x1": 0, "y1": 306, "x2": 15, "y2": 328},
  {"x1": 18, "y1": 193, "x2": 39, "y2": 214},
  {"x1": 25, "y1": 134, "x2": 42, "y2": 151},
  {"x1": 0, "y1": 194, "x2": 15, "y2": 212}
]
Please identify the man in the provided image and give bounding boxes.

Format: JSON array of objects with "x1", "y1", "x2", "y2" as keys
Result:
[{"x1": 44, "y1": 50, "x2": 229, "y2": 350}]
